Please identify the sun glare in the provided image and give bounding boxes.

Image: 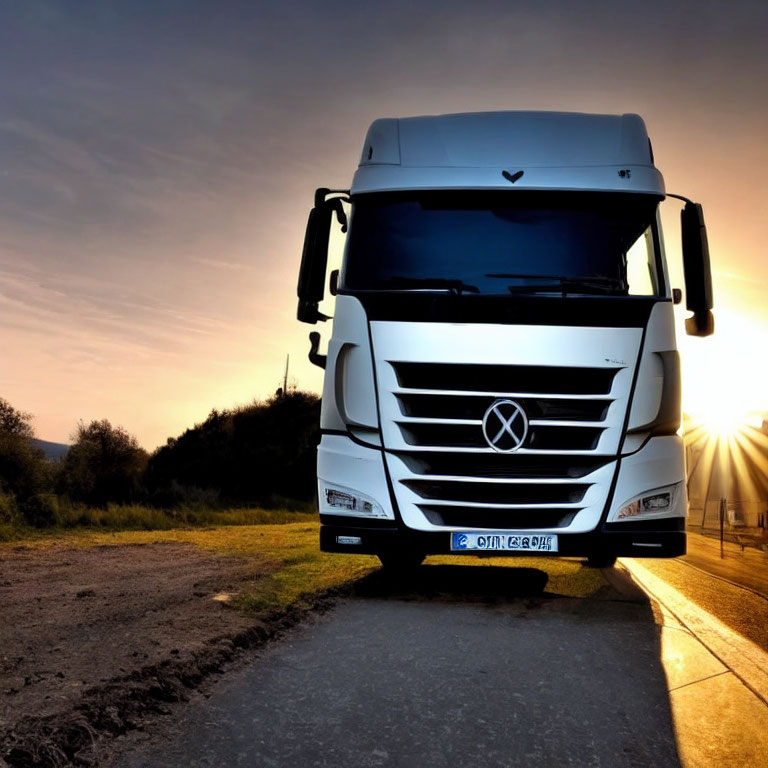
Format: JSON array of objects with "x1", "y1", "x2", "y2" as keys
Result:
[
  {"x1": 684, "y1": 412, "x2": 768, "y2": 523},
  {"x1": 695, "y1": 405, "x2": 756, "y2": 438},
  {"x1": 678, "y1": 308, "x2": 767, "y2": 438}
]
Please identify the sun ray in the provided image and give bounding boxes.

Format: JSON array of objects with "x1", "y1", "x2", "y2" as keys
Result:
[{"x1": 684, "y1": 409, "x2": 768, "y2": 532}]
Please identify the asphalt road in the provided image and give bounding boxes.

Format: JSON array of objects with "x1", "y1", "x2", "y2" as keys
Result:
[{"x1": 118, "y1": 564, "x2": 679, "y2": 768}]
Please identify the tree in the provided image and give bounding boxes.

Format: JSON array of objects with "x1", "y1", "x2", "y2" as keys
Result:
[
  {"x1": 146, "y1": 391, "x2": 321, "y2": 506},
  {"x1": 0, "y1": 397, "x2": 48, "y2": 503},
  {"x1": 0, "y1": 398, "x2": 35, "y2": 439},
  {"x1": 59, "y1": 419, "x2": 148, "y2": 506}
]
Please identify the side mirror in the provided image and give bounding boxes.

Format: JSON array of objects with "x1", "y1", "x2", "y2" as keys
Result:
[
  {"x1": 297, "y1": 189, "x2": 333, "y2": 324},
  {"x1": 681, "y1": 202, "x2": 714, "y2": 337}
]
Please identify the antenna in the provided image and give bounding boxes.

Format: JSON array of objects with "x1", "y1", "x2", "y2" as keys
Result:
[{"x1": 283, "y1": 354, "x2": 289, "y2": 394}]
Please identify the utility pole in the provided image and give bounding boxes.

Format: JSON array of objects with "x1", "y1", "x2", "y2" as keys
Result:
[{"x1": 283, "y1": 354, "x2": 289, "y2": 395}]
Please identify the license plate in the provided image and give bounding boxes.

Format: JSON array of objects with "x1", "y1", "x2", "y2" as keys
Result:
[{"x1": 450, "y1": 532, "x2": 558, "y2": 553}]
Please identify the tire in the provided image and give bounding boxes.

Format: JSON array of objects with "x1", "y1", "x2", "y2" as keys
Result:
[
  {"x1": 585, "y1": 553, "x2": 618, "y2": 568},
  {"x1": 377, "y1": 551, "x2": 425, "y2": 572}
]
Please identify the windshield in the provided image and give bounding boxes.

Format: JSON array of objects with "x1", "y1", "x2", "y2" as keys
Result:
[{"x1": 341, "y1": 191, "x2": 663, "y2": 296}]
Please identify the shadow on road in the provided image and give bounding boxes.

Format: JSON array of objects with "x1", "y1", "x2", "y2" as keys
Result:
[{"x1": 351, "y1": 563, "x2": 550, "y2": 602}]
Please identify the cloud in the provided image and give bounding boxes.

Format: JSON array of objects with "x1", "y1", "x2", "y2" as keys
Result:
[
  {"x1": 0, "y1": 258, "x2": 233, "y2": 362},
  {"x1": 192, "y1": 257, "x2": 253, "y2": 272}
]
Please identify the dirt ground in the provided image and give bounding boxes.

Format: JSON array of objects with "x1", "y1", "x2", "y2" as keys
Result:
[{"x1": 0, "y1": 540, "x2": 307, "y2": 767}]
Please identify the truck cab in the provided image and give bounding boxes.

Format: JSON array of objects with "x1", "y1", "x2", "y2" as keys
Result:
[{"x1": 297, "y1": 111, "x2": 713, "y2": 568}]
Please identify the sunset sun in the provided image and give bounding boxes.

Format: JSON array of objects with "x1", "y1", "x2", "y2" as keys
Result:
[
  {"x1": 678, "y1": 307, "x2": 767, "y2": 441},
  {"x1": 698, "y1": 404, "x2": 753, "y2": 438}
]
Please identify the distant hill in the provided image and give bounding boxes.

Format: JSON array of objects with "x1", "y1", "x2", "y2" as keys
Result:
[{"x1": 33, "y1": 439, "x2": 70, "y2": 461}]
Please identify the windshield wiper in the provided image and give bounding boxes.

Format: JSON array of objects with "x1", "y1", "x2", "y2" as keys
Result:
[
  {"x1": 375, "y1": 277, "x2": 480, "y2": 295},
  {"x1": 559, "y1": 276, "x2": 627, "y2": 294},
  {"x1": 485, "y1": 273, "x2": 627, "y2": 296}
]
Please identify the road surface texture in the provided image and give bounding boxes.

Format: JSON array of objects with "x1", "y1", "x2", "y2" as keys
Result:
[{"x1": 117, "y1": 564, "x2": 679, "y2": 768}]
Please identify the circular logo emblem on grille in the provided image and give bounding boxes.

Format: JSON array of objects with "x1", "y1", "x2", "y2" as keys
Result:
[{"x1": 482, "y1": 399, "x2": 528, "y2": 453}]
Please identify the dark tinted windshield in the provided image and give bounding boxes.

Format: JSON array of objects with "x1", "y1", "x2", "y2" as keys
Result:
[{"x1": 341, "y1": 191, "x2": 661, "y2": 296}]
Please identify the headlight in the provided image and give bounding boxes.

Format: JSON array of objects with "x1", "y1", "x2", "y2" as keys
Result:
[
  {"x1": 615, "y1": 483, "x2": 681, "y2": 520},
  {"x1": 319, "y1": 481, "x2": 388, "y2": 518}
]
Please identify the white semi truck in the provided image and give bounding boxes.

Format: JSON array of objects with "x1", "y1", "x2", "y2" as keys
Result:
[{"x1": 297, "y1": 111, "x2": 713, "y2": 568}]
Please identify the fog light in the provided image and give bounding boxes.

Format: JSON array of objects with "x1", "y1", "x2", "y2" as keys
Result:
[
  {"x1": 326, "y1": 489, "x2": 362, "y2": 511},
  {"x1": 642, "y1": 492, "x2": 672, "y2": 511},
  {"x1": 319, "y1": 480, "x2": 387, "y2": 518},
  {"x1": 616, "y1": 483, "x2": 680, "y2": 520}
]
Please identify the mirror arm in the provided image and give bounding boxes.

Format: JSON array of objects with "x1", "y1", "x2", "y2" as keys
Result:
[
  {"x1": 315, "y1": 188, "x2": 350, "y2": 232},
  {"x1": 666, "y1": 192, "x2": 694, "y2": 205},
  {"x1": 308, "y1": 332, "x2": 327, "y2": 369},
  {"x1": 315, "y1": 187, "x2": 350, "y2": 204}
]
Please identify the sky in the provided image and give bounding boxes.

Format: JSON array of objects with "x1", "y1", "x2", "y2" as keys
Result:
[{"x1": 1, "y1": 0, "x2": 767, "y2": 449}]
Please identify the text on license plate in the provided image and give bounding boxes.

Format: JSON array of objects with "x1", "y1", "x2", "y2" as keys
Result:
[{"x1": 450, "y1": 532, "x2": 558, "y2": 552}]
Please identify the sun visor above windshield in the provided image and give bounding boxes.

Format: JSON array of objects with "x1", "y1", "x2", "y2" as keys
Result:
[
  {"x1": 354, "y1": 111, "x2": 665, "y2": 196},
  {"x1": 352, "y1": 165, "x2": 665, "y2": 196}
]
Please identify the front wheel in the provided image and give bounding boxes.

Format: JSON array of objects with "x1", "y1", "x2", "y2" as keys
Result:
[
  {"x1": 377, "y1": 551, "x2": 425, "y2": 573},
  {"x1": 585, "y1": 553, "x2": 618, "y2": 568}
]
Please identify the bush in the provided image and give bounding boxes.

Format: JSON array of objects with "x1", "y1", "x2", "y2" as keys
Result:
[
  {"x1": 0, "y1": 397, "x2": 50, "y2": 502},
  {"x1": 146, "y1": 391, "x2": 320, "y2": 506},
  {"x1": 22, "y1": 493, "x2": 61, "y2": 527},
  {"x1": 58, "y1": 420, "x2": 148, "y2": 506},
  {"x1": 148, "y1": 480, "x2": 221, "y2": 510},
  {"x1": 0, "y1": 491, "x2": 19, "y2": 524}
]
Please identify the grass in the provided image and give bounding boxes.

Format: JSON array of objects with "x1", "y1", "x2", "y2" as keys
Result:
[
  {"x1": 60, "y1": 503, "x2": 317, "y2": 530},
  {"x1": 0, "y1": 503, "x2": 316, "y2": 540},
  {"x1": 0, "y1": 523, "x2": 17, "y2": 542}
]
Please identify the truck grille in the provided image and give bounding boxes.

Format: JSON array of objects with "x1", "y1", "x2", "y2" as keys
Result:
[
  {"x1": 401, "y1": 480, "x2": 590, "y2": 504},
  {"x1": 379, "y1": 357, "x2": 627, "y2": 531},
  {"x1": 397, "y1": 423, "x2": 604, "y2": 451},
  {"x1": 393, "y1": 362, "x2": 618, "y2": 395},
  {"x1": 394, "y1": 452, "x2": 611, "y2": 479},
  {"x1": 396, "y1": 393, "x2": 610, "y2": 422},
  {"x1": 419, "y1": 506, "x2": 579, "y2": 529}
]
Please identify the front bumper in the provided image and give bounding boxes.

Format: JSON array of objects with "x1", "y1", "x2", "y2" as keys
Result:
[{"x1": 320, "y1": 515, "x2": 685, "y2": 559}]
